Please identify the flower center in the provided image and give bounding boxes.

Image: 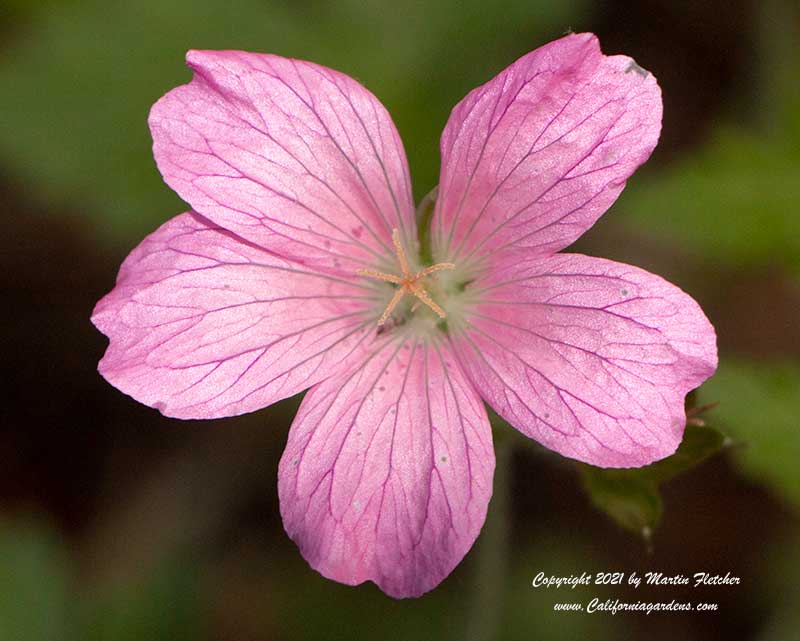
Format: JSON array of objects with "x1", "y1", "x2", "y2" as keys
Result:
[{"x1": 357, "y1": 229, "x2": 455, "y2": 327}]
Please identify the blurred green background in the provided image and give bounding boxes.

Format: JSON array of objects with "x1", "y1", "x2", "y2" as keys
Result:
[{"x1": 1, "y1": 0, "x2": 798, "y2": 639}]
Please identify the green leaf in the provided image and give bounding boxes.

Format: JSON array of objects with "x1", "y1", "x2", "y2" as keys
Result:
[
  {"x1": 580, "y1": 467, "x2": 663, "y2": 539},
  {"x1": 580, "y1": 424, "x2": 728, "y2": 539},
  {"x1": 645, "y1": 420, "x2": 728, "y2": 483}
]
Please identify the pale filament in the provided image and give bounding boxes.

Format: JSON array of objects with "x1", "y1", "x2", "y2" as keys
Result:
[{"x1": 357, "y1": 229, "x2": 455, "y2": 326}]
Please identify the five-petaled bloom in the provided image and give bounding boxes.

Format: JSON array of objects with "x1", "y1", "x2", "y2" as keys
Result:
[{"x1": 93, "y1": 33, "x2": 717, "y2": 598}]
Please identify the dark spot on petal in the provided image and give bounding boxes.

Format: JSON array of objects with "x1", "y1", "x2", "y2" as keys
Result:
[{"x1": 440, "y1": 455, "x2": 448, "y2": 463}]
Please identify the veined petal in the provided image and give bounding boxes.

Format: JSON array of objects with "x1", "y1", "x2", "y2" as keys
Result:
[
  {"x1": 149, "y1": 50, "x2": 416, "y2": 274},
  {"x1": 92, "y1": 212, "x2": 375, "y2": 419},
  {"x1": 278, "y1": 337, "x2": 494, "y2": 598},
  {"x1": 455, "y1": 253, "x2": 717, "y2": 467},
  {"x1": 432, "y1": 33, "x2": 661, "y2": 267}
]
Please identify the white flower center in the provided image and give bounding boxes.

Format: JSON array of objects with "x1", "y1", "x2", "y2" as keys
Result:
[{"x1": 357, "y1": 229, "x2": 457, "y2": 328}]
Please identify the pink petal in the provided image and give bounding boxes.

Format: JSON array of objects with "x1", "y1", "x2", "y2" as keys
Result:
[
  {"x1": 432, "y1": 33, "x2": 661, "y2": 267},
  {"x1": 92, "y1": 212, "x2": 376, "y2": 419},
  {"x1": 149, "y1": 50, "x2": 415, "y2": 274},
  {"x1": 278, "y1": 337, "x2": 494, "y2": 598},
  {"x1": 455, "y1": 253, "x2": 717, "y2": 467}
]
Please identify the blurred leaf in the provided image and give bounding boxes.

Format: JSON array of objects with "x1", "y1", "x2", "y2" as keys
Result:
[
  {"x1": 757, "y1": 529, "x2": 800, "y2": 641},
  {"x1": 754, "y1": 0, "x2": 800, "y2": 140},
  {"x1": 0, "y1": 0, "x2": 586, "y2": 244},
  {"x1": 580, "y1": 424, "x2": 728, "y2": 538},
  {"x1": 619, "y1": 126, "x2": 800, "y2": 278},
  {"x1": 0, "y1": 0, "x2": 308, "y2": 241},
  {"x1": 269, "y1": 554, "x2": 465, "y2": 641},
  {"x1": 0, "y1": 517, "x2": 74, "y2": 641},
  {"x1": 700, "y1": 359, "x2": 800, "y2": 510},
  {"x1": 620, "y1": 0, "x2": 800, "y2": 279},
  {"x1": 254, "y1": 530, "x2": 624, "y2": 641},
  {"x1": 0, "y1": 519, "x2": 204, "y2": 641},
  {"x1": 81, "y1": 553, "x2": 204, "y2": 641},
  {"x1": 499, "y1": 536, "x2": 627, "y2": 641}
]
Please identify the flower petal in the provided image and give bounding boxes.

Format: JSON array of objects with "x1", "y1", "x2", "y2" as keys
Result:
[
  {"x1": 432, "y1": 33, "x2": 661, "y2": 267},
  {"x1": 278, "y1": 337, "x2": 494, "y2": 598},
  {"x1": 149, "y1": 50, "x2": 415, "y2": 274},
  {"x1": 456, "y1": 253, "x2": 717, "y2": 467},
  {"x1": 92, "y1": 212, "x2": 375, "y2": 419}
]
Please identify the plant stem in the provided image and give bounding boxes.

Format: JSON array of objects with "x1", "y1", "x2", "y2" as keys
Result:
[{"x1": 415, "y1": 186, "x2": 438, "y2": 265}]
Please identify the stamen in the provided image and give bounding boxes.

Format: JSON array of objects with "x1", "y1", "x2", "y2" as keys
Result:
[
  {"x1": 392, "y1": 229, "x2": 410, "y2": 276},
  {"x1": 359, "y1": 228, "x2": 455, "y2": 327},
  {"x1": 415, "y1": 262, "x2": 456, "y2": 279},
  {"x1": 408, "y1": 282, "x2": 447, "y2": 319},
  {"x1": 355, "y1": 268, "x2": 403, "y2": 285},
  {"x1": 378, "y1": 287, "x2": 407, "y2": 326}
]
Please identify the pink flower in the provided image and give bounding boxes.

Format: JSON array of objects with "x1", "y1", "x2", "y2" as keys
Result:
[{"x1": 92, "y1": 33, "x2": 717, "y2": 598}]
